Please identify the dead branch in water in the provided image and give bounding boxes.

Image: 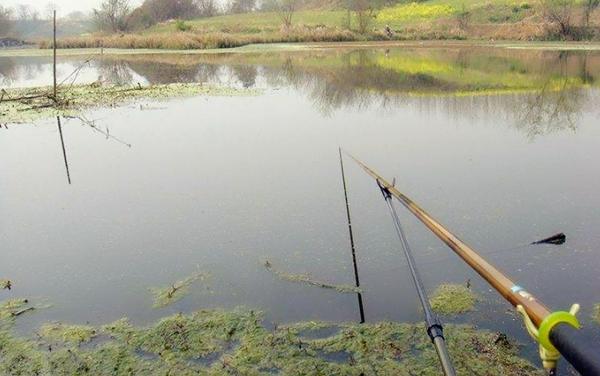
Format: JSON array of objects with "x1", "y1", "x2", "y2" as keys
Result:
[
  {"x1": 264, "y1": 260, "x2": 362, "y2": 294},
  {"x1": 12, "y1": 307, "x2": 35, "y2": 317}
]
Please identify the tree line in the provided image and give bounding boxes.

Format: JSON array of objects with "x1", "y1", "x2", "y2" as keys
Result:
[
  {"x1": 84, "y1": 0, "x2": 600, "y2": 38},
  {"x1": 92, "y1": 0, "x2": 388, "y2": 33},
  {"x1": 0, "y1": 2, "x2": 89, "y2": 38}
]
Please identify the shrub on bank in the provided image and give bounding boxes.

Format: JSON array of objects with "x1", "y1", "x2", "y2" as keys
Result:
[{"x1": 38, "y1": 27, "x2": 358, "y2": 50}]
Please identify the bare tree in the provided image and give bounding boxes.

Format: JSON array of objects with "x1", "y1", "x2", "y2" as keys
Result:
[
  {"x1": 143, "y1": 0, "x2": 199, "y2": 22},
  {"x1": 0, "y1": 6, "x2": 13, "y2": 37},
  {"x1": 348, "y1": 0, "x2": 375, "y2": 34},
  {"x1": 584, "y1": 0, "x2": 600, "y2": 28},
  {"x1": 456, "y1": 3, "x2": 471, "y2": 31},
  {"x1": 229, "y1": 0, "x2": 256, "y2": 14},
  {"x1": 17, "y1": 5, "x2": 32, "y2": 21},
  {"x1": 45, "y1": 2, "x2": 59, "y2": 20},
  {"x1": 93, "y1": 0, "x2": 131, "y2": 33},
  {"x1": 276, "y1": 0, "x2": 300, "y2": 29},
  {"x1": 541, "y1": 0, "x2": 575, "y2": 38},
  {"x1": 196, "y1": 0, "x2": 218, "y2": 17}
]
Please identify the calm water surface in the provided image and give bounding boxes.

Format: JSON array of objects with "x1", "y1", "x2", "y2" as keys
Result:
[{"x1": 1, "y1": 46, "x2": 600, "y2": 371}]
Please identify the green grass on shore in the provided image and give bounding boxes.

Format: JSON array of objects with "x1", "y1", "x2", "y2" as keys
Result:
[
  {"x1": 33, "y1": 0, "x2": 600, "y2": 50},
  {"x1": 31, "y1": 0, "x2": 600, "y2": 50},
  {"x1": 147, "y1": 0, "x2": 533, "y2": 34}
]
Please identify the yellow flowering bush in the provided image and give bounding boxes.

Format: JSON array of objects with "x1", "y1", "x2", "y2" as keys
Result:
[{"x1": 378, "y1": 3, "x2": 456, "y2": 22}]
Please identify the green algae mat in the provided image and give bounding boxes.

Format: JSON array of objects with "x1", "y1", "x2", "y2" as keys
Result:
[
  {"x1": 0, "y1": 298, "x2": 543, "y2": 375},
  {"x1": 430, "y1": 284, "x2": 477, "y2": 316}
]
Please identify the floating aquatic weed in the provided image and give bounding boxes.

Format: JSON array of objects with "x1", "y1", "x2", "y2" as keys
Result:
[
  {"x1": 0, "y1": 280, "x2": 11, "y2": 290},
  {"x1": 0, "y1": 83, "x2": 262, "y2": 124},
  {"x1": 264, "y1": 260, "x2": 362, "y2": 294},
  {"x1": 102, "y1": 318, "x2": 137, "y2": 343},
  {"x1": 131, "y1": 309, "x2": 263, "y2": 361},
  {"x1": 0, "y1": 307, "x2": 543, "y2": 375},
  {"x1": 429, "y1": 283, "x2": 477, "y2": 315},
  {"x1": 0, "y1": 329, "x2": 45, "y2": 375},
  {"x1": 150, "y1": 272, "x2": 211, "y2": 308},
  {"x1": 39, "y1": 323, "x2": 97, "y2": 345},
  {"x1": 0, "y1": 298, "x2": 31, "y2": 325},
  {"x1": 284, "y1": 321, "x2": 341, "y2": 340}
]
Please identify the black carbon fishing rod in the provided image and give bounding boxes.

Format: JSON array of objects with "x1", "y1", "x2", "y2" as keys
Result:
[
  {"x1": 338, "y1": 148, "x2": 366, "y2": 324},
  {"x1": 346, "y1": 151, "x2": 600, "y2": 376},
  {"x1": 376, "y1": 179, "x2": 456, "y2": 376}
]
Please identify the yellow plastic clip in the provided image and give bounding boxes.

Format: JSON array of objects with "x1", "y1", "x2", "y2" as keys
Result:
[{"x1": 516, "y1": 304, "x2": 580, "y2": 371}]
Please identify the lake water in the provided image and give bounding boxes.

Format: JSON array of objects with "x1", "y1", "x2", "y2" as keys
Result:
[{"x1": 1, "y1": 44, "x2": 600, "y2": 373}]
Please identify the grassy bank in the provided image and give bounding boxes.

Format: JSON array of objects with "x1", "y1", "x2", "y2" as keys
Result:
[{"x1": 39, "y1": 0, "x2": 600, "y2": 50}]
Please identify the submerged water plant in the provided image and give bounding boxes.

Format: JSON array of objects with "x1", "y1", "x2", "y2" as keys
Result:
[
  {"x1": 150, "y1": 272, "x2": 211, "y2": 308},
  {"x1": 430, "y1": 283, "x2": 477, "y2": 315},
  {"x1": 594, "y1": 303, "x2": 600, "y2": 325},
  {"x1": 264, "y1": 260, "x2": 362, "y2": 294}
]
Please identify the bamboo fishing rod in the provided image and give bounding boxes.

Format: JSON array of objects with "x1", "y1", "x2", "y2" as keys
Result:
[{"x1": 345, "y1": 152, "x2": 600, "y2": 376}]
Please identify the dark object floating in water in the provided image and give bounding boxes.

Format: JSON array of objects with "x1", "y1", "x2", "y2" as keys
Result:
[{"x1": 531, "y1": 233, "x2": 566, "y2": 245}]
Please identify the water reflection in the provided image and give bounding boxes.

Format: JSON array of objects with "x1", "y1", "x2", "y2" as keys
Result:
[
  {"x1": 517, "y1": 53, "x2": 587, "y2": 139},
  {"x1": 56, "y1": 116, "x2": 72, "y2": 185},
  {"x1": 0, "y1": 57, "x2": 46, "y2": 86},
  {"x1": 95, "y1": 60, "x2": 134, "y2": 86},
  {"x1": 2, "y1": 47, "x2": 599, "y2": 138},
  {"x1": 3, "y1": 47, "x2": 600, "y2": 374},
  {"x1": 86, "y1": 49, "x2": 600, "y2": 139}
]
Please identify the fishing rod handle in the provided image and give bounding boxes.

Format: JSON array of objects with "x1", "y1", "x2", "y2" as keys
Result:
[{"x1": 550, "y1": 323, "x2": 600, "y2": 376}]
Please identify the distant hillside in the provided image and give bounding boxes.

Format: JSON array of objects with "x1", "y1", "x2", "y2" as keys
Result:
[{"x1": 40, "y1": 0, "x2": 600, "y2": 50}]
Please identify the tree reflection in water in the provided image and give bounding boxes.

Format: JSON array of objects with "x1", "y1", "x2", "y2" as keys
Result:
[
  {"x1": 4, "y1": 47, "x2": 599, "y2": 138},
  {"x1": 517, "y1": 52, "x2": 588, "y2": 139},
  {"x1": 0, "y1": 57, "x2": 46, "y2": 86}
]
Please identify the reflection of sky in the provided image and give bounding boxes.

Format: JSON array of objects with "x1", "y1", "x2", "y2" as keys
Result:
[{"x1": 0, "y1": 58, "x2": 149, "y2": 88}]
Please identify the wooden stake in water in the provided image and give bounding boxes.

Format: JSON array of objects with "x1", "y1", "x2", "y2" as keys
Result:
[
  {"x1": 57, "y1": 116, "x2": 71, "y2": 185},
  {"x1": 53, "y1": 10, "x2": 57, "y2": 101}
]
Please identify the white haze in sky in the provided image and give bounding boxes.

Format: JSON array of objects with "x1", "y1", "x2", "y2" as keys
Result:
[{"x1": 2, "y1": 0, "x2": 143, "y2": 15}]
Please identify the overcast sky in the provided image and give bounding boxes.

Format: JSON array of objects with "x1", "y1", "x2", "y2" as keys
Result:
[{"x1": 2, "y1": 0, "x2": 143, "y2": 15}]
